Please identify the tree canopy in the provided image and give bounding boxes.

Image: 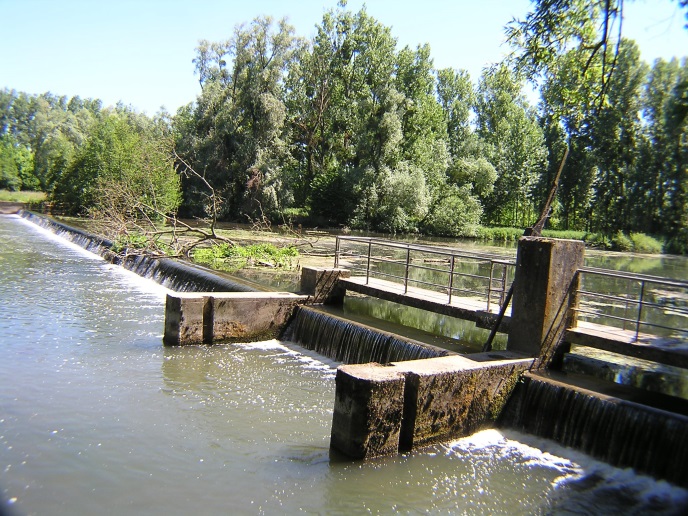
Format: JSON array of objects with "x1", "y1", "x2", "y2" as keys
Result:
[{"x1": 1, "y1": 1, "x2": 686, "y2": 252}]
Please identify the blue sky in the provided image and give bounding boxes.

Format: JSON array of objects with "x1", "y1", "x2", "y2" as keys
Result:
[{"x1": 1, "y1": 0, "x2": 686, "y2": 115}]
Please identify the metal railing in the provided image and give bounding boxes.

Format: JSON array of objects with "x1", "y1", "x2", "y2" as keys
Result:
[
  {"x1": 334, "y1": 236, "x2": 515, "y2": 312},
  {"x1": 573, "y1": 266, "x2": 688, "y2": 342}
]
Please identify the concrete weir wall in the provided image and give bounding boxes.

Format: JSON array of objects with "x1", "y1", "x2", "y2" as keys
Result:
[{"x1": 331, "y1": 355, "x2": 533, "y2": 459}]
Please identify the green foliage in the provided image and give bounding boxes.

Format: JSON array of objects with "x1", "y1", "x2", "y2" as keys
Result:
[
  {"x1": 476, "y1": 227, "x2": 524, "y2": 242},
  {"x1": 422, "y1": 185, "x2": 481, "y2": 237},
  {"x1": 179, "y1": 16, "x2": 300, "y2": 220},
  {"x1": 584, "y1": 232, "x2": 612, "y2": 249},
  {"x1": 0, "y1": 134, "x2": 35, "y2": 191},
  {"x1": 540, "y1": 229, "x2": 586, "y2": 240},
  {"x1": 610, "y1": 231, "x2": 633, "y2": 252},
  {"x1": 629, "y1": 233, "x2": 663, "y2": 254},
  {"x1": 192, "y1": 242, "x2": 298, "y2": 271},
  {"x1": 665, "y1": 229, "x2": 688, "y2": 255},
  {"x1": 53, "y1": 111, "x2": 181, "y2": 219},
  {"x1": 0, "y1": 189, "x2": 46, "y2": 203},
  {"x1": 476, "y1": 64, "x2": 547, "y2": 227},
  {"x1": 111, "y1": 232, "x2": 152, "y2": 254}
]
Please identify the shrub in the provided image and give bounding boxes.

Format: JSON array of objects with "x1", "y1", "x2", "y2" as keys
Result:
[
  {"x1": 192, "y1": 243, "x2": 299, "y2": 271},
  {"x1": 629, "y1": 233, "x2": 663, "y2": 254},
  {"x1": 665, "y1": 229, "x2": 688, "y2": 255},
  {"x1": 541, "y1": 229, "x2": 587, "y2": 240},
  {"x1": 111, "y1": 232, "x2": 154, "y2": 254},
  {"x1": 611, "y1": 231, "x2": 633, "y2": 252},
  {"x1": 477, "y1": 227, "x2": 523, "y2": 241}
]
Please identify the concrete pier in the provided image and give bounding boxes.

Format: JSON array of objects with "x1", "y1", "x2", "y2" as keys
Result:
[
  {"x1": 300, "y1": 267, "x2": 351, "y2": 304},
  {"x1": 329, "y1": 236, "x2": 585, "y2": 458},
  {"x1": 507, "y1": 237, "x2": 584, "y2": 367},
  {"x1": 330, "y1": 354, "x2": 533, "y2": 459},
  {"x1": 164, "y1": 291, "x2": 308, "y2": 345}
]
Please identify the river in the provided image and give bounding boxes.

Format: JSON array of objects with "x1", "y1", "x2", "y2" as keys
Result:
[{"x1": 1, "y1": 214, "x2": 686, "y2": 515}]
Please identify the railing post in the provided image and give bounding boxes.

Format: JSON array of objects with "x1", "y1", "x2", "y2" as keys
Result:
[
  {"x1": 334, "y1": 236, "x2": 340, "y2": 268},
  {"x1": 448, "y1": 256, "x2": 455, "y2": 304},
  {"x1": 487, "y1": 261, "x2": 495, "y2": 311},
  {"x1": 500, "y1": 263, "x2": 507, "y2": 307},
  {"x1": 404, "y1": 246, "x2": 411, "y2": 294},
  {"x1": 635, "y1": 280, "x2": 646, "y2": 342},
  {"x1": 366, "y1": 240, "x2": 372, "y2": 285}
]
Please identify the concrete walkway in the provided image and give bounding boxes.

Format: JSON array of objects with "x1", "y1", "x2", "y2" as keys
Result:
[{"x1": 339, "y1": 276, "x2": 511, "y2": 333}]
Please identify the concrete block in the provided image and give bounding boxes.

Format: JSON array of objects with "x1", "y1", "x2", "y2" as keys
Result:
[
  {"x1": 163, "y1": 292, "x2": 307, "y2": 345},
  {"x1": 329, "y1": 355, "x2": 533, "y2": 458},
  {"x1": 300, "y1": 267, "x2": 351, "y2": 304},
  {"x1": 508, "y1": 237, "x2": 584, "y2": 362},
  {"x1": 401, "y1": 357, "x2": 533, "y2": 450},
  {"x1": 330, "y1": 363, "x2": 405, "y2": 459},
  {"x1": 394, "y1": 356, "x2": 533, "y2": 449},
  {"x1": 163, "y1": 293, "x2": 209, "y2": 345},
  {"x1": 209, "y1": 292, "x2": 307, "y2": 341}
]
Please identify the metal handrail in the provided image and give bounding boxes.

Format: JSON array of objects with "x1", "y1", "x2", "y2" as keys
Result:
[
  {"x1": 335, "y1": 236, "x2": 688, "y2": 344},
  {"x1": 334, "y1": 236, "x2": 515, "y2": 311},
  {"x1": 574, "y1": 268, "x2": 688, "y2": 341}
]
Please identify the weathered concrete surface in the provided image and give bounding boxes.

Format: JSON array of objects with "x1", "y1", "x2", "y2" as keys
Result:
[
  {"x1": 0, "y1": 201, "x2": 25, "y2": 214},
  {"x1": 300, "y1": 267, "x2": 351, "y2": 304},
  {"x1": 507, "y1": 237, "x2": 584, "y2": 366},
  {"x1": 394, "y1": 356, "x2": 534, "y2": 450},
  {"x1": 330, "y1": 364, "x2": 406, "y2": 459},
  {"x1": 330, "y1": 355, "x2": 533, "y2": 458},
  {"x1": 164, "y1": 292, "x2": 308, "y2": 345},
  {"x1": 164, "y1": 293, "x2": 210, "y2": 345}
]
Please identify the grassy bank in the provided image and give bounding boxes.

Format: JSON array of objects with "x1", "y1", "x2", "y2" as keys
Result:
[
  {"x1": 476, "y1": 226, "x2": 664, "y2": 254},
  {"x1": 0, "y1": 190, "x2": 46, "y2": 203}
]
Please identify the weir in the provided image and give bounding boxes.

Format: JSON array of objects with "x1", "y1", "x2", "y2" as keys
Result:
[
  {"x1": 20, "y1": 210, "x2": 258, "y2": 293},
  {"x1": 17, "y1": 210, "x2": 688, "y2": 489},
  {"x1": 281, "y1": 306, "x2": 450, "y2": 364}
]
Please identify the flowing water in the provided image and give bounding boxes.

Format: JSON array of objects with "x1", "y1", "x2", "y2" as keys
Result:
[{"x1": 1, "y1": 214, "x2": 687, "y2": 515}]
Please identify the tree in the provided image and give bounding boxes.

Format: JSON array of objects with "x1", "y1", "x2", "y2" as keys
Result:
[
  {"x1": 588, "y1": 40, "x2": 647, "y2": 234},
  {"x1": 642, "y1": 58, "x2": 688, "y2": 252},
  {"x1": 476, "y1": 65, "x2": 547, "y2": 227},
  {"x1": 53, "y1": 111, "x2": 181, "y2": 224},
  {"x1": 178, "y1": 16, "x2": 301, "y2": 221}
]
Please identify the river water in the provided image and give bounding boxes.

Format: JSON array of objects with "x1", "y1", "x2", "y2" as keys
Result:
[{"x1": 1, "y1": 214, "x2": 687, "y2": 515}]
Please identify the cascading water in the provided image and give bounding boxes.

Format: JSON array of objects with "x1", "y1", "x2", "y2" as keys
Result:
[
  {"x1": 500, "y1": 371, "x2": 688, "y2": 488},
  {"x1": 20, "y1": 210, "x2": 257, "y2": 293},
  {"x1": 282, "y1": 306, "x2": 449, "y2": 364}
]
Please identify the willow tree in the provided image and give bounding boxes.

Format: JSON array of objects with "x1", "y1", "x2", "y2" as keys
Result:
[
  {"x1": 178, "y1": 16, "x2": 302, "y2": 221},
  {"x1": 286, "y1": 3, "x2": 437, "y2": 233}
]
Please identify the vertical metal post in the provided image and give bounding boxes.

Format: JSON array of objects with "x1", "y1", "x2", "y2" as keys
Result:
[
  {"x1": 499, "y1": 263, "x2": 507, "y2": 307},
  {"x1": 366, "y1": 240, "x2": 372, "y2": 285},
  {"x1": 404, "y1": 246, "x2": 411, "y2": 294},
  {"x1": 448, "y1": 255, "x2": 455, "y2": 304},
  {"x1": 487, "y1": 261, "x2": 495, "y2": 310},
  {"x1": 334, "y1": 236, "x2": 340, "y2": 268},
  {"x1": 635, "y1": 280, "x2": 645, "y2": 342},
  {"x1": 623, "y1": 297, "x2": 631, "y2": 331}
]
